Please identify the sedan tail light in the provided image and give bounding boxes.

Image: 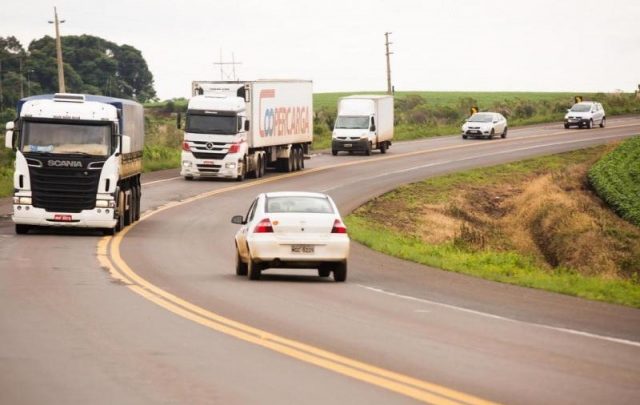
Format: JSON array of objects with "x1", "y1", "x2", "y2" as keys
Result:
[
  {"x1": 182, "y1": 141, "x2": 191, "y2": 152},
  {"x1": 254, "y1": 218, "x2": 274, "y2": 233},
  {"x1": 331, "y1": 219, "x2": 347, "y2": 234}
]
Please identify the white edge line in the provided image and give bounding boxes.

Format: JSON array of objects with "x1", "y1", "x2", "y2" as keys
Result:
[{"x1": 357, "y1": 285, "x2": 640, "y2": 348}]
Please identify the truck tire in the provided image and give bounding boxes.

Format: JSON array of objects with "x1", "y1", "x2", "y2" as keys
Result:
[
  {"x1": 15, "y1": 224, "x2": 30, "y2": 234},
  {"x1": 103, "y1": 226, "x2": 116, "y2": 236},
  {"x1": 184, "y1": 176, "x2": 194, "y2": 181},
  {"x1": 249, "y1": 155, "x2": 260, "y2": 179},
  {"x1": 380, "y1": 142, "x2": 387, "y2": 154},
  {"x1": 236, "y1": 159, "x2": 246, "y2": 181},
  {"x1": 365, "y1": 142, "x2": 372, "y2": 156},
  {"x1": 116, "y1": 190, "x2": 126, "y2": 232}
]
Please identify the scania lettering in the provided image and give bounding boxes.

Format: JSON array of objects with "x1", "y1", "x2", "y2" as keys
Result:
[
  {"x1": 182, "y1": 80, "x2": 313, "y2": 180},
  {"x1": 4, "y1": 93, "x2": 145, "y2": 235}
]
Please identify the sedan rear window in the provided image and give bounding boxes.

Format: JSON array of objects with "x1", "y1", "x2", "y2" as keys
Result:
[{"x1": 266, "y1": 196, "x2": 334, "y2": 214}]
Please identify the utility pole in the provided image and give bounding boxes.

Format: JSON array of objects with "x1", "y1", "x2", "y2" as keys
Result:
[
  {"x1": 384, "y1": 32, "x2": 393, "y2": 95},
  {"x1": 48, "y1": 7, "x2": 66, "y2": 92},
  {"x1": 213, "y1": 49, "x2": 242, "y2": 81},
  {"x1": 19, "y1": 58, "x2": 24, "y2": 98}
]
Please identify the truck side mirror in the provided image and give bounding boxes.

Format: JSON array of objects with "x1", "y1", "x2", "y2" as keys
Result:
[
  {"x1": 370, "y1": 124, "x2": 376, "y2": 132},
  {"x1": 5, "y1": 121, "x2": 15, "y2": 149},
  {"x1": 177, "y1": 112, "x2": 182, "y2": 129},
  {"x1": 244, "y1": 120, "x2": 250, "y2": 131},
  {"x1": 121, "y1": 135, "x2": 132, "y2": 154}
]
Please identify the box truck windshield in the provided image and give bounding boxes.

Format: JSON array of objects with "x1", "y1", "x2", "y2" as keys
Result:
[
  {"x1": 334, "y1": 116, "x2": 369, "y2": 129},
  {"x1": 186, "y1": 112, "x2": 238, "y2": 135},
  {"x1": 21, "y1": 120, "x2": 111, "y2": 156}
]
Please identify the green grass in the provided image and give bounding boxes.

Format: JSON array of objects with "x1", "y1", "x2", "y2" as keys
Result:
[
  {"x1": 346, "y1": 146, "x2": 640, "y2": 308},
  {"x1": 589, "y1": 136, "x2": 640, "y2": 226},
  {"x1": 143, "y1": 144, "x2": 181, "y2": 172},
  {"x1": 346, "y1": 216, "x2": 640, "y2": 307}
]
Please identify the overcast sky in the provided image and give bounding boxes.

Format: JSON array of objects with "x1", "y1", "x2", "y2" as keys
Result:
[{"x1": 4, "y1": 0, "x2": 639, "y2": 99}]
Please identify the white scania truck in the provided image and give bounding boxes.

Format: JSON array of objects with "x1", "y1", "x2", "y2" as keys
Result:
[
  {"x1": 181, "y1": 80, "x2": 312, "y2": 180},
  {"x1": 331, "y1": 95, "x2": 394, "y2": 156},
  {"x1": 4, "y1": 93, "x2": 144, "y2": 235}
]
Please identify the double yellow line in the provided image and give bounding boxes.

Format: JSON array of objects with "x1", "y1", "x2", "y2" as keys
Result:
[{"x1": 96, "y1": 124, "x2": 637, "y2": 403}]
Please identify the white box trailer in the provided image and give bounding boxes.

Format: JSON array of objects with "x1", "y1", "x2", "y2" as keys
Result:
[
  {"x1": 331, "y1": 95, "x2": 394, "y2": 155},
  {"x1": 182, "y1": 80, "x2": 313, "y2": 180}
]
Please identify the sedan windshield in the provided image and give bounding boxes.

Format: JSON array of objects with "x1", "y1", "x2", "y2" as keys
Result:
[
  {"x1": 570, "y1": 104, "x2": 591, "y2": 112},
  {"x1": 266, "y1": 196, "x2": 334, "y2": 214},
  {"x1": 21, "y1": 121, "x2": 111, "y2": 155},
  {"x1": 186, "y1": 113, "x2": 237, "y2": 135},
  {"x1": 468, "y1": 114, "x2": 494, "y2": 123},
  {"x1": 334, "y1": 116, "x2": 370, "y2": 129}
]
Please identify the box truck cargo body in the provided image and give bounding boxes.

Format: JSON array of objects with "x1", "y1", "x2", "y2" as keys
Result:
[
  {"x1": 331, "y1": 95, "x2": 394, "y2": 155},
  {"x1": 182, "y1": 80, "x2": 312, "y2": 180},
  {"x1": 4, "y1": 93, "x2": 144, "y2": 235}
]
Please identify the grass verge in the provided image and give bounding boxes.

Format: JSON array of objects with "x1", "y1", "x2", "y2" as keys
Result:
[{"x1": 346, "y1": 145, "x2": 640, "y2": 308}]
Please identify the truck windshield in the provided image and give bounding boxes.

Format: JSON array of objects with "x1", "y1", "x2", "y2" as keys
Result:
[
  {"x1": 186, "y1": 113, "x2": 237, "y2": 135},
  {"x1": 334, "y1": 116, "x2": 370, "y2": 129},
  {"x1": 21, "y1": 121, "x2": 111, "y2": 156}
]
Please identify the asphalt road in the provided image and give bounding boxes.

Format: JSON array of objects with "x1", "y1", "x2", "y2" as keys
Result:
[{"x1": 1, "y1": 117, "x2": 640, "y2": 404}]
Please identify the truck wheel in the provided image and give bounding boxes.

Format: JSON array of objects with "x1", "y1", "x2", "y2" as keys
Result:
[
  {"x1": 380, "y1": 142, "x2": 387, "y2": 154},
  {"x1": 116, "y1": 191, "x2": 126, "y2": 232},
  {"x1": 15, "y1": 224, "x2": 30, "y2": 235},
  {"x1": 260, "y1": 154, "x2": 267, "y2": 177},
  {"x1": 236, "y1": 159, "x2": 246, "y2": 181},
  {"x1": 249, "y1": 156, "x2": 260, "y2": 179},
  {"x1": 103, "y1": 226, "x2": 116, "y2": 236},
  {"x1": 332, "y1": 149, "x2": 338, "y2": 156},
  {"x1": 365, "y1": 142, "x2": 372, "y2": 156},
  {"x1": 333, "y1": 261, "x2": 347, "y2": 282},
  {"x1": 287, "y1": 154, "x2": 294, "y2": 172},
  {"x1": 185, "y1": 176, "x2": 194, "y2": 181}
]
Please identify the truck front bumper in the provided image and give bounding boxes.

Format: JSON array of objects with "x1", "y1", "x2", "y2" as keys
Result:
[
  {"x1": 12, "y1": 205, "x2": 117, "y2": 229},
  {"x1": 332, "y1": 138, "x2": 369, "y2": 152},
  {"x1": 181, "y1": 153, "x2": 239, "y2": 179}
]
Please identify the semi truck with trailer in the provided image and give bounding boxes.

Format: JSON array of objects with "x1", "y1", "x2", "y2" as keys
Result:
[
  {"x1": 4, "y1": 93, "x2": 144, "y2": 235},
  {"x1": 331, "y1": 95, "x2": 394, "y2": 155},
  {"x1": 181, "y1": 80, "x2": 312, "y2": 180}
]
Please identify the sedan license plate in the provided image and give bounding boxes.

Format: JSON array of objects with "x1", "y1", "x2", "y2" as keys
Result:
[
  {"x1": 343, "y1": 143, "x2": 352, "y2": 148},
  {"x1": 291, "y1": 244, "x2": 314, "y2": 254}
]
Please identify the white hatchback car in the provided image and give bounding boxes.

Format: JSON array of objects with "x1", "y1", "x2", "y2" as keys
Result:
[
  {"x1": 564, "y1": 102, "x2": 605, "y2": 129},
  {"x1": 231, "y1": 192, "x2": 350, "y2": 281},
  {"x1": 462, "y1": 112, "x2": 508, "y2": 139}
]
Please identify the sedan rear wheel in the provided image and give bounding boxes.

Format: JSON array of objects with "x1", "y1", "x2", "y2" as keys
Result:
[
  {"x1": 333, "y1": 261, "x2": 347, "y2": 282},
  {"x1": 247, "y1": 259, "x2": 261, "y2": 280},
  {"x1": 235, "y1": 249, "x2": 248, "y2": 276}
]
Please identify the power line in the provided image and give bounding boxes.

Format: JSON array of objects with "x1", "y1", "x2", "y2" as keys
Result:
[{"x1": 213, "y1": 49, "x2": 242, "y2": 81}]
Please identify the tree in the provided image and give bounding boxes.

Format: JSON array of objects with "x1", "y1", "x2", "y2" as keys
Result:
[{"x1": 0, "y1": 36, "x2": 28, "y2": 110}]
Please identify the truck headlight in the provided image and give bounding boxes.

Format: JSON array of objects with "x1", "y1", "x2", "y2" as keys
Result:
[
  {"x1": 13, "y1": 197, "x2": 32, "y2": 205},
  {"x1": 182, "y1": 161, "x2": 192, "y2": 168},
  {"x1": 225, "y1": 162, "x2": 237, "y2": 169},
  {"x1": 96, "y1": 200, "x2": 116, "y2": 208}
]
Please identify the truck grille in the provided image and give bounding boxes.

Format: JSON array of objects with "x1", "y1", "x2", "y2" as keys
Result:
[
  {"x1": 29, "y1": 165, "x2": 101, "y2": 213},
  {"x1": 191, "y1": 151, "x2": 227, "y2": 160}
]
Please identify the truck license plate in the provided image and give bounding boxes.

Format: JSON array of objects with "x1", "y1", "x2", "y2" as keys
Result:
[
  {"x1": 54, "y1": 214, "x2": 72, "y2": 222},
  {"x1": 203, "y1": 160, "x2": 215, "y2": 166},
  {"x1": 291, "y1": 245, "x2": 314, "y2": 253},
  {"x1": 344, "y1": 143, "x2": 352, "y2": 148}
]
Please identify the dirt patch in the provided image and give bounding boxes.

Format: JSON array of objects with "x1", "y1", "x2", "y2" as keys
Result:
[{"x1": 357, "y1": 156, "x2": 640, "y2": 280}]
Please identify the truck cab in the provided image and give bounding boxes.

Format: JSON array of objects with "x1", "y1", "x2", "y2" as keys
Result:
[
  {"x1": 181, "y1": 95, "x2": 250, "y2": 180},
  {"x1": 4, "y1": 93, "x2": 144, "y2": 235}
]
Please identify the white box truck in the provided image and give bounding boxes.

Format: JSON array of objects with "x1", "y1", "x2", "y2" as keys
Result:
[
  {"x1": 4, "y1": 93, "x2": 144, "y2": 235},
  {"x1": 182, "y1": 80, "x2": 312, "y2": 180},
  {"x1": 331, "y1": 95, "x2": 394, "y2": 156}
]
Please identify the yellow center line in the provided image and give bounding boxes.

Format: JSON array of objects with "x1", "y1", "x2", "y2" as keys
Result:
[{"x1": 98, "y1": 124, "x2": 637, "y2": 404}]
